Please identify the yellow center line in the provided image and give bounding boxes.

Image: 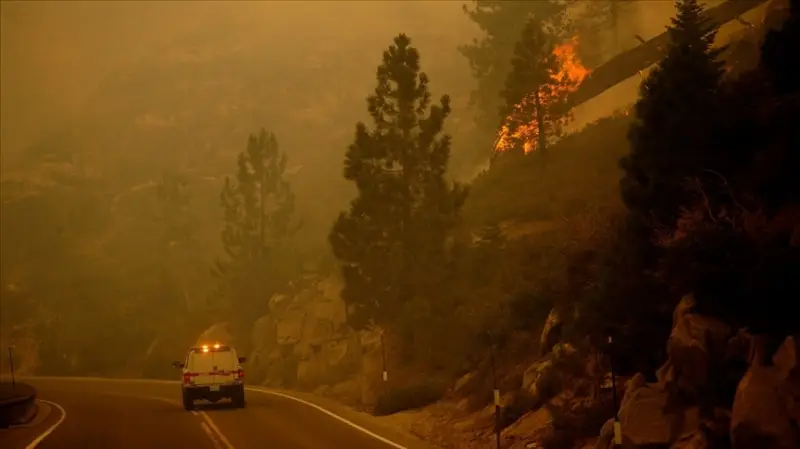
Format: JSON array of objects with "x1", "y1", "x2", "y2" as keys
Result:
[
  {"x1": 87, "y1": 392, "x2": 234, "y2": 449},
  {"x1": 198, "y1": 411, "x2": 235, "y2": 449},
  {"x1": 200, "y1": 422, "x2": 224, "y2": 449}
]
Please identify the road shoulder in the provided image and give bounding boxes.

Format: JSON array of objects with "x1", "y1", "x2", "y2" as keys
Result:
[
  {"x1": 0, "y1": 399, "x2": 64, "y2": 449},
  {"x1": 246, "y1": 386, "x2": 441, "y2": 449}
]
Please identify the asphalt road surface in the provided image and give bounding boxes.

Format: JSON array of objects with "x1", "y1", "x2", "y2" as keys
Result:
[{"x1": 0, "y1": 377, "x2": 435, "y2": 449}]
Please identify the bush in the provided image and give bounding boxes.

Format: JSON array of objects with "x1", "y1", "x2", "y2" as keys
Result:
[
  {"x1": 372, "y1": 381, "x2": 447, "y2": 416},
  {"x1": 498, "y1": 390, "x2": 539, "y2": 429},
  {"x1": 540, "y1": 389, "x2": 614, "y2": 449}
]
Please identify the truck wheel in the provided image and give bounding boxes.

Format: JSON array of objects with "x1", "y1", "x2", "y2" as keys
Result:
[
  {"x1": 233, "y1": 388, "x2": 246, "y2": 409},
  {"x1": 182, "y1": 392, "x2": 194, "y2": 411}
]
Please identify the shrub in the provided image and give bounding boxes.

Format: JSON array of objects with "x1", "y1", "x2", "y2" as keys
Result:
[
  {"x1": 372, "y1": 381, "x2": 448, "y2": 416},
  {"x1": 499, "y1": 390, "x2": 539, "y2": 429}
]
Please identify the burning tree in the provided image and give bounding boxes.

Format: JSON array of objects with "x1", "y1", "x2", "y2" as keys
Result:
[
  {"x1": 459, "y1": 1, "x2": 571, "y2": 155},
  {"x1": 497, "y1": 17, "x2": 590, "y2": 156}
]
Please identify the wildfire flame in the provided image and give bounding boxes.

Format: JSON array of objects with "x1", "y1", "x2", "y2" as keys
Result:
[{"x1": 495, "y1": 36, "x2": 591, "y2": 154}]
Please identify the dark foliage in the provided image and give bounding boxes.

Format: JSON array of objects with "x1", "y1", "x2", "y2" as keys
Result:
[
  {"x1": 621, "y1": 0, "x2": 728, "y2": 228},
  {"x1": 329, "y1": 34, "x2": 468, "y2": 331},
  {"x1": 372, "y1": 381, "x2": 447, "y2": 416}
]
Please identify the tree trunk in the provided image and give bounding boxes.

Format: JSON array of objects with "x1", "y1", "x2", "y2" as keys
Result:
[
  {"x1": 534, "y1": 86, "x2": 548, "y2": 158},
  {"x1": 260, "y1": 169, "x2": 266, "y2": 258}
]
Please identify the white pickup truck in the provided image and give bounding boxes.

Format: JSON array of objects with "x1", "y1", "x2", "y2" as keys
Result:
[{"x1": 173, "y1": 344, "x2": 246, "y2": 410}]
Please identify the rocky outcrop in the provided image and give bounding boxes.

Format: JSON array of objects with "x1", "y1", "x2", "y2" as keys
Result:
[
  {"x1": 730, "y1": 336, "x2": 800, "y2": 449},
  {"x1": 730, "y1": 364, "x2": 798, "y2": 449},
  {"x1": 594, "y1": 295, "x2": 800, "y2": 449},
  {"x1": 616, "y1": 373, "x2": 702, "y2": 447},
  {"x1": 197, "y1": 273, "x2": 384, "y2": 405},
  {"x1": 522, "y1": 342, "x2": 579, "y2": 400},
  {"x1": 539, "y1": 307, "x2": 564, "y2": 357},
  {"x1": 658, "y1": 295, "x2": 733, "y2": 400}
]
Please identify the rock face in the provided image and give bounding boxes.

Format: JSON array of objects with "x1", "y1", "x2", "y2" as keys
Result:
[
  {"x1": 522, "y1": 342, "x2": 578, "y2": 400},
  {"x1": 197, "y1": 273, "x2": 383, "y2": 405},
  {"x1": 616, "y1": 374, "x2": 701, "y2": 446},
  {"x1": 595, "y1": 294, "x2": 800, "y2": 449},
  {"x1": 730, "y1": 364, "x2": 798, "y2": 449},
  {"x1": 730, "y1": 336, "x2": 800, "y2": 449},
  {"x1": 659, "y1": 295, "x2": 732, "y2": 400},
  {"x1": 539, "y1": 307, "x2": 563, "y2": 357}
]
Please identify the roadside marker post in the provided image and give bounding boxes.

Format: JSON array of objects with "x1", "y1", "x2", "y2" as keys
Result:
[
  {"x1": 7, "y1": 346, "x2": 15, "y2": 388},
  {"x1": 608, "y1": 335, "x2": 621, "y2": 446},
  {"x1": 380, "y1": 331, "x2": 388, "y2": 386},
  {"x1": 487, "y1": 331, "x2": 501, "y2": 449}
]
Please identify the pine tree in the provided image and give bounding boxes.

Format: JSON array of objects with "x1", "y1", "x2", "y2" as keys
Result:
[
  {"x1": 620, "y1": 0, "x2": 727, "y2": 228},
  {"x1": 154, "y1": 171, "x2": 197, "y2": 317},
  {"x1": 212, "y1": 129, "x2": 299, "y2": 319},
  {"x1": 459, "y1": 1, "x2": 570, "y2": 148},
  {"x1": 155, "y1": 171, "x2": 194, "y2": 250},
  {"x1": 329, "y1": 34, "x2": 469, "y2": 331},
  {"x1": 582, "y1": 0, "x2": 727, "y2": 377},
  {"x1": 500, "y1": 16, "x2": 571, "y2": 156}
]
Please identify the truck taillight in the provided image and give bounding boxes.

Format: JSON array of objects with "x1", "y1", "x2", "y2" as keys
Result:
[
  {"x1": 183, "y1": 372, "x2": 198, "y2": 384},
  {"x1": 237, "y1": 369, "x2": 244, "y2": 379}
]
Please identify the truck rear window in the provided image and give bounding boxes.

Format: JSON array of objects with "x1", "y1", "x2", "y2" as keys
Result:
[{"x1": 187, "y1": 349, "x2": 237, "y2": 372}]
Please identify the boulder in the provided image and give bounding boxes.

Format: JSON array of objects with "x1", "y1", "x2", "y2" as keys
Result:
[
  {"x1": 774, "y1": 337, "x2": 800, "y2": 428},
  {"x1": 276, "y1": 307, "x2": 306, "y2": 346},
  {"x1": 539, "y1": 307, "x2": 563, "y2": 356},
  {"x1": 522, "y1": 342, "x2": 578, "y2": 399},
  {"x1": 522, "y1": 358, "x2": 555, "y2": 397},
  {"x1": 773, "y1": 336, "x2": 799, "y2": 382},
  {"x1": 239, "y1": 274, "x2": 368, "y2": 392},
  {"x1": 594, "y1": 418, "x2": 615, "y2": 449},
  {"x1": 664, "y1": 295, "x2": 732, "y2": 399},
  {"x1": 617, "y1": 377, "x2": 701, "y2": 447},
  {"x1": 669, "y1": 431, "x2": 709, "y2": 449},
  {"x1": 730, "y1": 363, "x2": 799, "y2": 449}
]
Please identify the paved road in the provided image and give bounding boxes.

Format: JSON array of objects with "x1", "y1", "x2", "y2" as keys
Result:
[{"x1": 0, "y1": 377, "x2": 434, "y2": 449}]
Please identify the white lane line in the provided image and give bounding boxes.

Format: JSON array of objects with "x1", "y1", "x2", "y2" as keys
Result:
[
  {"x1": 245, "y1": 387, "x2": 408, "y2": 449},
  {"x1": 200, "y1": 422, "x2": 224, "y2": 449},
  {"x1": 24, "y1": 399, "x2": 66, "y2": 449},
  {"x1": 198, "y1": 411, "x2": 235, "y2": 449}
]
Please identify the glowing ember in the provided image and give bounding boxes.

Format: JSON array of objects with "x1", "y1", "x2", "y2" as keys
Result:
[{"x1": 495, "y1": 36, "x2": 591, "y2": 154}]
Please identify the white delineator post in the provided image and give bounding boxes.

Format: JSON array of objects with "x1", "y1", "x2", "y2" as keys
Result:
[{"x1": 609, "y1": 335, "x2": 622, "y2": 446}]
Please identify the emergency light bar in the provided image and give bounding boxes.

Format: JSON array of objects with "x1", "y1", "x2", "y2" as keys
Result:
[{"x1": 191, "y1": 343, "x2": 230, "y2": 353}]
